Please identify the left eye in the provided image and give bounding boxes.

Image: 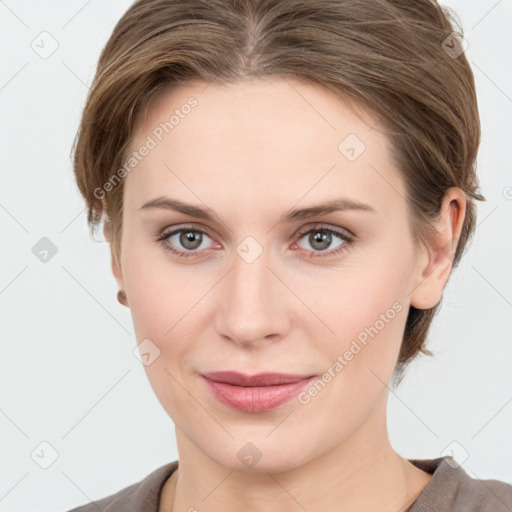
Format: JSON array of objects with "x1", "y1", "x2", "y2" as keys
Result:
[
  {"x1": 164, "y1": 228, "x2": 213, "y2": 251},
  {"x1": 295, "y1": 227, "x2": 350, "y2": 254}
]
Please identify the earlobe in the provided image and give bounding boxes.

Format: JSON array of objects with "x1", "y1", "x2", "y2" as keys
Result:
[
  {"x1": 117, "y1": 289, "x2": 128, "y2": 306},
  {"x1": 409, "y1": 187, "x2": 466, "y2": 311},
  {"x1": 110, "y1": 247, "x2": 129, "y2": 307},
  {"x1": 409, "y1": 244, "x2": 440, "y2": 311}
]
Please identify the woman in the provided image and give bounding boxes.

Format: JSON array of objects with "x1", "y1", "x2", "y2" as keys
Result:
[{"x1": 67, "y1": 0, "x2": 512, "y2": 511}]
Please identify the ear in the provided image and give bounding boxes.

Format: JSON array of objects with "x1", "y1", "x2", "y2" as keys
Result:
[
  {"x1": 409, "y1": 187, "x2": 467, "y2": 310},
  {"x1": 103, "y1": 213, "x2": 128, "y2": 306}
]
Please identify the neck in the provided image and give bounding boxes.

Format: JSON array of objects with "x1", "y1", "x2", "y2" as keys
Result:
[{"x1": 159, "y1": 404, "x2": 432, "y2": 512}]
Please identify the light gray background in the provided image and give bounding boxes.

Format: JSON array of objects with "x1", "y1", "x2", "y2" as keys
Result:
[{"x1": 1, "y1": 1, "x2": 511, "y2": 511}]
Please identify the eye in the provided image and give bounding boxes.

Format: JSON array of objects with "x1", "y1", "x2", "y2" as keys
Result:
[
  {"x1": 154, "y1": 225, "x2": 217, "y2": 258},
  {"x1": 294, "y1": 225, "x2": 353, "y2": 257}
]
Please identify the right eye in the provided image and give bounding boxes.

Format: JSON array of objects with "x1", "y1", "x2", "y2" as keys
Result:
[{"x1": 154, "y1": 225, "x2": 219, "y2": 258}]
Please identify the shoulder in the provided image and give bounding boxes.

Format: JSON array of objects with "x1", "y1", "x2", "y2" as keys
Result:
[
  {"x1": 456, "y1": 472, "x2": 512, "y2": 511},
  {"x1": 408, "y1": 456, "x2": 512, "y2": 512},
  {"x1": 63, "y1": 460, "x2": 178, "y2": 512}
]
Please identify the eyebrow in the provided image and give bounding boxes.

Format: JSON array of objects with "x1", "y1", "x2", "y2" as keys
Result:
[{"x1": 139, "y1": 196, "x2": 376, "y2": 223}]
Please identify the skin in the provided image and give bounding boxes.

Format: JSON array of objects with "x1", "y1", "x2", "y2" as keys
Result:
[{"x1": 104, "y1": 77, "x2": 466, "y2": 512}]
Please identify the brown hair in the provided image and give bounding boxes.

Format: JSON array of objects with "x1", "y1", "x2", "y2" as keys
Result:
[{"x1": 71, "y1": 0, "x2": 485, "y2": 386}]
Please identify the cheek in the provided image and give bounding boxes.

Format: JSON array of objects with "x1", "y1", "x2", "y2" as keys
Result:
[
  {"x1": 313, "y1": 290, "x2": 406, "y2": 389},
  {"x1": 122, "y1": 229, "x2": 198, "y2": 310},
  {"x1": 297, "y1": 279, "x2": 408, "y2": 431},
  {"x1": 298, "y1": 250, "x2": 412, "y2": 378},
  {"x1": 122, "y1": 249, "x2": 201, "y2": 418},
  {"x1": 121, "y1": 245, "x2": 192, "y2": 348}
]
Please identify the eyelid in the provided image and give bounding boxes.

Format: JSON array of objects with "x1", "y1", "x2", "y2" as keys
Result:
[
  {"x1": 291, "y1": 223, "x2": 354, "y2": 257},
  {"x1": 294, "y1": 222, "x2": 355, "y2": 240},
  {"x1": 154, "y1": 223, "x2": 218, "y2": 249},
  {"x1": 155, "y1": 223, "x2": 214, "y2": 240}
]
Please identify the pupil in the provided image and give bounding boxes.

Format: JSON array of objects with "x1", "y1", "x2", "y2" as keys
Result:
[
  {"x1": 181, "y1": 231, "x2": 202, "y2": 249},
  {"x1": 311, "y1": 230, "x2": 330, "y2": 250}
]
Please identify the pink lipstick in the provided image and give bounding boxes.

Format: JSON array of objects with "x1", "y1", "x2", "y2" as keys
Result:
[{"x1": 201, "y1": 371, "x2": 316, "y2": 413}]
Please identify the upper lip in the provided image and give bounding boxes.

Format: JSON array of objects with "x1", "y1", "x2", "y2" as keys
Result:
[{"x1": 201, "y1": 371, "x2": 315, "y2": 387}]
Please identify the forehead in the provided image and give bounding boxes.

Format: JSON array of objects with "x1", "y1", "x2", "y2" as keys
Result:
[
  {"x1": 135, "y1": 76, "x2": 382, "y2": 150},
  {"x1": 124, "y1": 77, "x2": 405, "y2": 218}
]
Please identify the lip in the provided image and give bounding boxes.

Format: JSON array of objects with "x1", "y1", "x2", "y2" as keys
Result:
[{"x1": 201, "y1": 371, "x2": 317, "y2": 413}]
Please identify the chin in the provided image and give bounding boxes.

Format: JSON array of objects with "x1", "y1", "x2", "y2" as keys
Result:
[{"x1": 191, "y1": 428, "x2": 316, "y2": 475}]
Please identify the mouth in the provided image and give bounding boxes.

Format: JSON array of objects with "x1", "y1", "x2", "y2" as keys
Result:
[{"x1": 201, "y1": 371, "x2": 317, "y2": 413}]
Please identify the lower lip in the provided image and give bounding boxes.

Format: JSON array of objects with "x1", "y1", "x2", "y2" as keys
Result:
[{"x1": 202, "y1": 375, "x2": 316, "y2": 413}]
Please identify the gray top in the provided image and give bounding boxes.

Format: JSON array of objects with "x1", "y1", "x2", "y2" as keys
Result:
[{"x1": 65, "y1": 456, "x2": 512, "y2": 512}]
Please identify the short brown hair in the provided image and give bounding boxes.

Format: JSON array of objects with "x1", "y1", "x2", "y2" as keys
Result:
[{"x1": 71, "y1": 0, "x2": 485, "y2": 385}]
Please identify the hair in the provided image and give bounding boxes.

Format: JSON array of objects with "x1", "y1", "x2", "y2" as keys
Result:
[{"x1": 71, "y1": 0, "x2": 485, "y2": 386}]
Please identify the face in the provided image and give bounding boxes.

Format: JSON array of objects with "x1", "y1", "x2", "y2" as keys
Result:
[{"x1": 111, "y1": 77, "x2": 438, "y2": 473}]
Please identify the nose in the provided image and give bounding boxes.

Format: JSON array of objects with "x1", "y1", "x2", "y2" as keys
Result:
[{"x1": 214, "y1": 245, "x2": 291, "y2": 348}]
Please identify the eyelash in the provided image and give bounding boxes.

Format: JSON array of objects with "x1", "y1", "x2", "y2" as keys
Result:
[{"x1": 153, "y1": 224, "x2": 354, "y2": 259}]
